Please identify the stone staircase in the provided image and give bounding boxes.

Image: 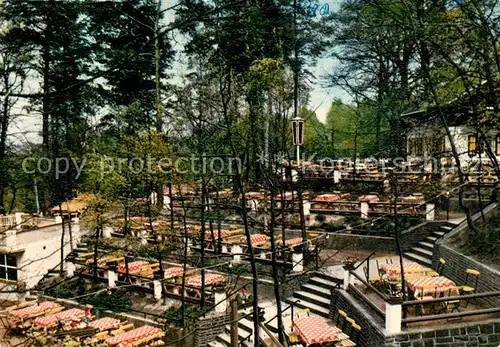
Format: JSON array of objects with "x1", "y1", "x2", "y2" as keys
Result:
[
  {"x1": 209, "y1": 271, "x2": 342, "y2": 347},
  {"x1": 403, "y1": 223, "x2": 455, "y2": 267},
  {"x1": 208, "y1": 310, "x2": 269, "y2": 347},
  {"x1": 284, "y1": 271, "x2": 342, "y2": 318}
]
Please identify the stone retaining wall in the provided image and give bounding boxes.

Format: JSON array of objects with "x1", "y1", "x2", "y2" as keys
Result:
[
  {"x1": 386, "y1": 319, "x2": 500, "y2": 347},
  {"x1": 329, "y1": 289, "x2": 386, "y2": 347},
  {"x1": 323, "y1": 233, "x2": 397, "y2": 253},
  {"x1": 432, "y1": 243, "x2": 500, "y2": 307},
  {"x1": 194, "y1": 313, "x2": 231, "y2": 347}
]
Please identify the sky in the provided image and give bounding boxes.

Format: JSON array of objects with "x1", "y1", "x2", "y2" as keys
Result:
[{"x1": 9, "y1": 0, "x2": 348, "y2": 146}]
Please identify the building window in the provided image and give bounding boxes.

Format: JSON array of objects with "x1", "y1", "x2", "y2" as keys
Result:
[
  {"x1": 0, "y1": 254, "x2": 17, "y2": 281},
  {"x1": 496, "y1": 135, "x2": 500, "y2": 156},
  {"x1": 468, "y1": 135, "x2": 477, "y2": 156}
]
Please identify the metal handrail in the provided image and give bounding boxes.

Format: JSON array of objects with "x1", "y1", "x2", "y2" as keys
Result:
[
  {"x1": 260, "y1": 322, "x2": 285, "y2": 347},
  {"x1": 402, "y1": 307, "x2": 500, "y2": 324},
  {"x1": 349, "y1": 270, "x2": 389, "y2": 301},
  {"x1": 353, "y1": 252, "x2": 375, "y2": 270},
  {"x1": 402, "y1": 290, "x2": 500, "y2": 307},
  {"x1": 348, "y1": 284, "x2": 385, "y2": 319},
  {"x1": 265, "y1": 300, "x2": 300, "y2": 328}
]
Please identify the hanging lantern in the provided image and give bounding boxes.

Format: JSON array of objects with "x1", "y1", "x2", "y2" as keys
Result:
[{"x1": 292, "y1": 117, "x2": 304, "y2": 146}]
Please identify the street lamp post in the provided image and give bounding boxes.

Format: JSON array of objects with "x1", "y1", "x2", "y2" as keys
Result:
[{"x1": 292, "y1": 117, "x2": 304, "y2": 167}]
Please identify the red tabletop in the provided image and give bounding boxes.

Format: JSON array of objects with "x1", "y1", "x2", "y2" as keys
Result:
[
  {"x1": 33, "y1": 308, "x2": 85, "y2": 328},
  {"x1": 164, "y1": 266, "x2": 184, "y2": 279},
  {"x1": 10, "y1": 301, "x2": 61, "y2": 319},
  {"x1": 246, "y1": 192, "x2": 264, "y2": 199},
  {"x1": 313, "y1": 194, "x2": 341, "y2": 202},
  {"x1": 118, "y1": 261, "x2": 149, "y2": 273},
  {"x1": 407, "y1": 276, "x2": 457, "y2": 296},
  {"x1": 293, "y1": 316, "x2": 343, "y2": 346},
  {"x1": 358, "y1": 195, "x2": 380, "y2": 202},
  {"x1": 88, "y1": 317, "x2": 121, "y2": 331},
  {"x1": 240, "y1": 234, "x2": 269, "y2": 246},
  {"x1": 187, "y1": 273, "x2": 225, "y2": 287},
  {"x1": 106, "y1": 325, "x2": 164, "y2": 345}
]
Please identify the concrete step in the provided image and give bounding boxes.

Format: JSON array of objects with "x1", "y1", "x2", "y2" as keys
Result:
[
  {"x1": 207, "y1": 341, "x2": 226, "y2": 347},
  {"x1": 313, "y1": 271, "x2": 343, "y2": 286},
  {"x1": 439, "y1": 225, "x2": 453, "y2": 231},
  {"x1": 301, "y1": 283, "x2": 331, "y2": 299},
  {"x1": 285, "y1": 297, "x2": 330, "y2": 318},
  {"x1": 309, "y1": 276, "x2": 340, "y2": 291},
  {"x1": 403, "y1": 252, "x2": 432, "y2": 267},
  {"x1": 215, "y1": 332, "x2": 232, "y2": 346},
  {"x1": 410, "y1": 247, "x2": 433, "y2": 258},
  {"x1": 418, "y1": 241, "x2": 434, "y2": 251},
  {"x1": 293, "y1": 291, "x2": 330, "y2": 308},
  {"x1": 425, "y1": 236, "x2": 438, "y2": 243},
  {"x1": 433, "y1": 231, "x2": 446, "y2": 238}
]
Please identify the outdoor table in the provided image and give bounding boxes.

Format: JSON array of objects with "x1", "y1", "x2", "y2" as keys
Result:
[
  {"x1": 88, "y1": 317, "x2": 121, "y2": 332},
  {"x1": 33, "y1": 308, "x2": 86, "y2": 328},
  {"x1": 105, "y1": 325, "x2": 164, "y2": 346},
  {"x1": 246, "y1": 192, "x2": 264, "y2": 199},
  {"x1": 313, "y1": 194, "x2": 341, "y2": 202},
  {"x1": 273, "y1": 192, "x2": 296, "y2": 201},
  {"x1": 206, "y1": 229, "x2": 242, "y2": 240},
  {"x1": 163, "y1": 266, "x2": 184, "y2": 279},
  {"x1": 117, "y1": 261, "x2": 150, "y2": 274},
  {"x1": 187, "y1": 273, "x2": 225, "y2": 287},
  {"x1": 358, "y1": 195, "x2": 379, "y2": 202},
  {"x1": 407, "y1": 276, "x2": 458, "y2": 297},
  {"x1": 379, "y1": 263, "x2": 435, "y2": 281},
  {"x1": 241, "y1": 234, "x2": 269, "y2": 247},
  {"x1": 9, "y1": 301, "x2": 62, "y2": 321},
  {"x1": 293, "y1": 315, "x2": 344, "y2": 346}
]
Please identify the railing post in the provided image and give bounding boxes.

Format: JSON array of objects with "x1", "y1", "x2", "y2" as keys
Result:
[
  {"x1": 232, "y1": 245, "x2": 242, "y2": 264},
  {"x1": 107, "y1": 269, "x2": 117, "y2": 288},
  {"x1": 292, "y1": 251, "x2": 304, "y2": 272},
  {"x1": 385, "y1": 296, "x2": 403, "y2": 335},
  {"x1": 334, "y1": 170, "x2": 341, "y2": 183},
  {"x1": 103, "y1": 227, "x2": 113, "y2": 238},
  {"x1": 343, "y1": 261, "x2": 355, "y2": 290},
  {"x1": 15, "y1": 212, "x2": 23, "y2": 230},
  {"x1": 426, "y1": 203, "x2": 435, "y2": 221},
  {"x1": 215, "y1": 288, "x2": 228, "y2": 313},
  {"x1": 360, "y1": 202, "x2": 369, "y2": 219},
  {"x1": 66, "y1": 262, "x2": 76, "y2": 277}
]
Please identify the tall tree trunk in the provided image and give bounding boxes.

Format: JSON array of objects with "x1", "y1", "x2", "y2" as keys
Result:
[
  {"x1": 269, "y1": 181, "x2": 286, "y2": 344},
  {"x1": 59, "y1": 205, "x2": 66, "y2": 274},
  {"x1": 154, "y1": 0, "x2": 164, "y2": 209},
  {"x1": 0, "y1": 91, "x2": 9, "y2": 214},
  {"x1": 220, "y1": 70, "x2": 260, "y2": 346}
]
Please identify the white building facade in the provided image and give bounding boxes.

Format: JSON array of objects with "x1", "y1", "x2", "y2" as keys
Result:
[{"x1": 0, "y1": 218, "x2": 87, "y2": 301}]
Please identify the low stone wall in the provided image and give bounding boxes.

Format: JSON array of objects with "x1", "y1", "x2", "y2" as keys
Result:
[
  {"x1": 399, "y1": 222, "x2": 446, "y2": 253},
  {"x1": 194, "y1": 313, "x2": 231, "y2": 347},
  {"x1": 323, "y1": 233, "x2": 397, "y2": 253},
  {"x1": 386, "y1": 319, "x2": 500, "y2": 347},
  {"x1": 432, "y1": 243, "x2": 500, "y2": 307},
  {"x1": 329, "y1": 289, "x2": 386, "y2": 347}
]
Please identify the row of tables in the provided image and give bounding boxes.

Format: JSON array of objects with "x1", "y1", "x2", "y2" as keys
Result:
[
  {"x1": 292, "y1": 315, "x2": 356, "y2": 346},
  {"x1": 378, "y1": 262, "x2": 459, "y2": 299},
  {"x1": 7, "y1": 301, "x2": 165, "y2": 346}
]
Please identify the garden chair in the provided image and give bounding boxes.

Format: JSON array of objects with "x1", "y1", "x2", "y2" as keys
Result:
[
  {"x1": 350, "y1": 322, "x2": 361, "y2": 345},
  {"x1": 458, "y1": 269, "x2": 480, "y2": 307},
  {"x1": 441, "y1": 286, "x2": 461, "y2": 315},
  {"x1": 335, "y1": 310, "x2": 347, "y2": 328},
  {"x1": 344, "y1": 317, "x2": 355, "y2": 335},
  {"x1": 436, "y1": 258, "x2": 446, "y2": 275}
]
